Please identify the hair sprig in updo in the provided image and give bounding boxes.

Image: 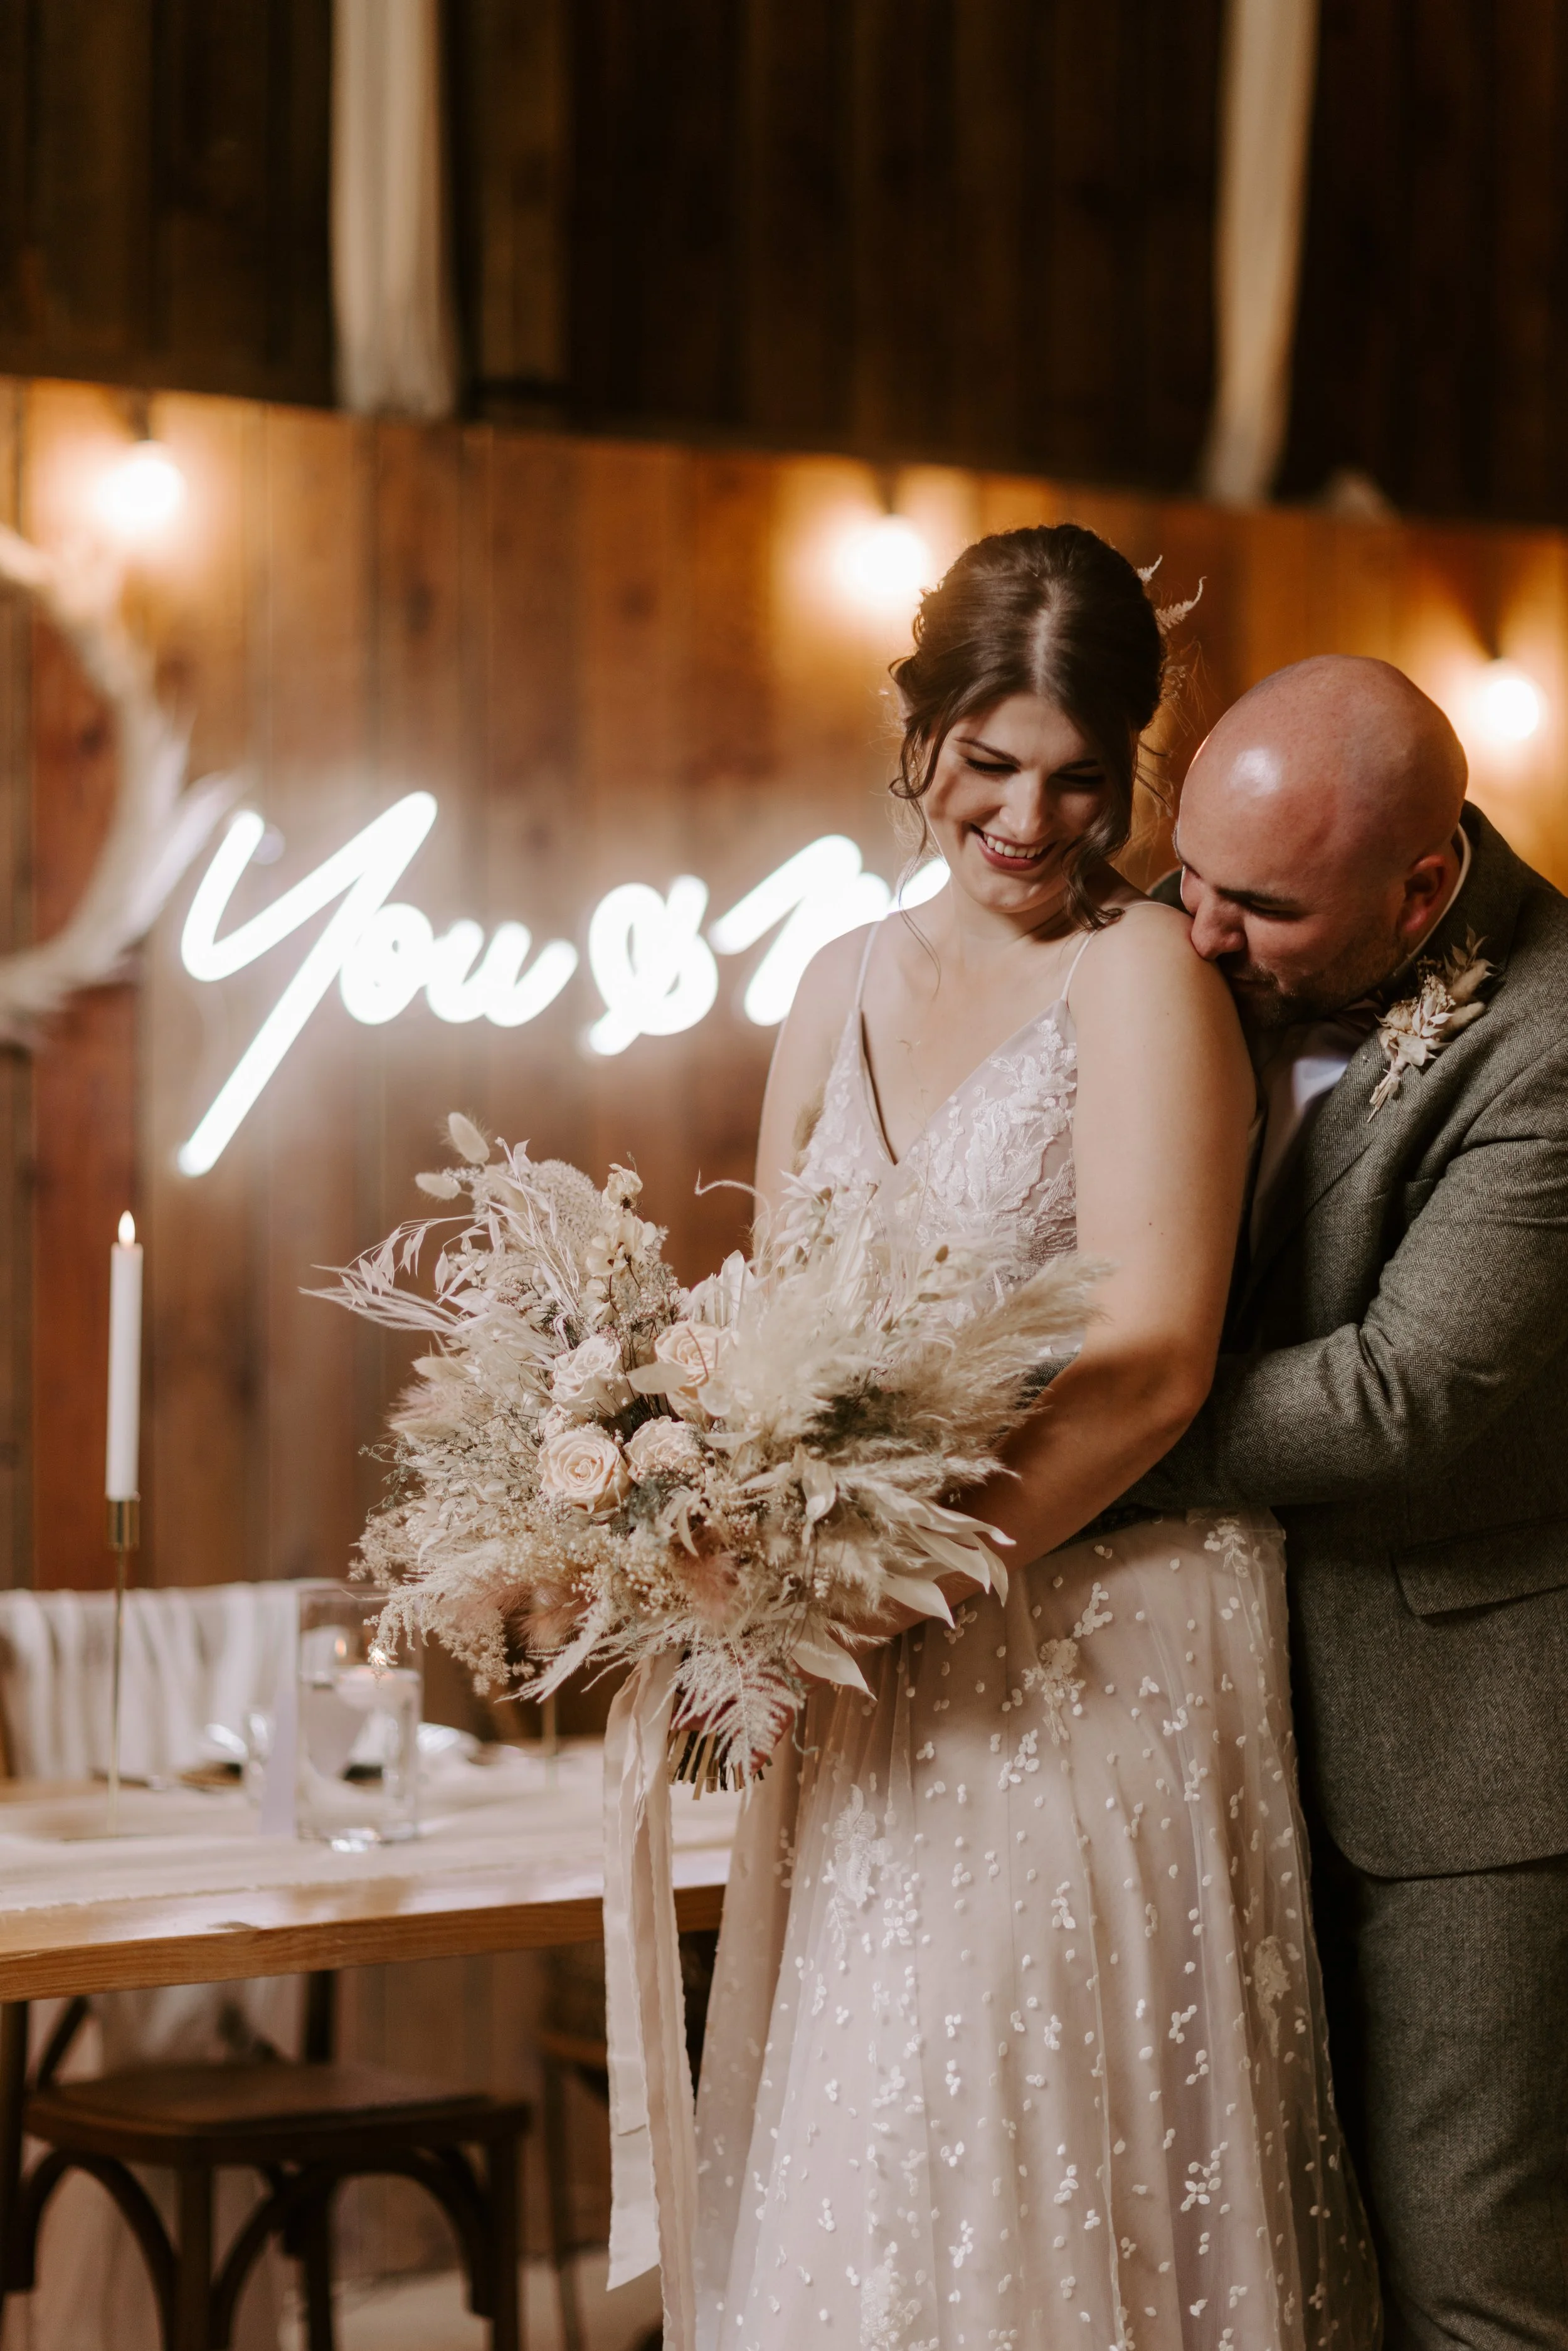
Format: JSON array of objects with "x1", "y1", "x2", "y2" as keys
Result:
[
  {"x1": 891, "y1": 523, "x2": 1170, "y2": 927},
  {"x1": 1136, "y1": 554, "x2": 1205, "y2": 636}
]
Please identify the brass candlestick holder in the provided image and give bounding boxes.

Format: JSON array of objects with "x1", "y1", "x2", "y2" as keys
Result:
[{"x1": 105, "y1": 1497, "x2": 139, "y2": 1833}]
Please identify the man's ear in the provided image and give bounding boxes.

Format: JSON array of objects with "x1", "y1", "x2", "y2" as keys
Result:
[{"x1": 1397, "y1": 848, "x2": 1455, "y2": 935}]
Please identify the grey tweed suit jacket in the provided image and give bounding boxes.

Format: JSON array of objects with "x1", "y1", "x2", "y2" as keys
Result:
[{"x1": 1134, "y1": 804, "x2": 1568, "y2": 1878}]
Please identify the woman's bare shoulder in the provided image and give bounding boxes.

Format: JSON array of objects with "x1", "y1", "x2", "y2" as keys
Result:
[
  {"x1": 1074, "y1": 896, "x2": 1229, "y2": 1011},
  {"x1": 1071, "y1": 898, "x2": 1249, "y2": 1109},
  {"x1": 754, "y1": 923, "x2": 874, "y2": 1204},
  {"x1": 761, "y1": 921, "x2": 873, "y2": 1118},
  {"x1": 789, "y1": 921, "x2": 877, "y2": 1039}
]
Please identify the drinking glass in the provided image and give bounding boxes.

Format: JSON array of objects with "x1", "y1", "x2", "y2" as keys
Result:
[{"x1": 295, "y1": 1582, "x2": 421, "y2": 1847}]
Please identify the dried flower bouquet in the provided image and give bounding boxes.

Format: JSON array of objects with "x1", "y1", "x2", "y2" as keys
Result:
[{"x1": 322, "y1": 1112, "x2": 1096, "y2": 1786}]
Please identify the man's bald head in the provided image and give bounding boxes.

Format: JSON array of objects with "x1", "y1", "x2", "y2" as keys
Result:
[{"x1": 1175, "y1": 656, "x2": 1471, "y2": 1030}]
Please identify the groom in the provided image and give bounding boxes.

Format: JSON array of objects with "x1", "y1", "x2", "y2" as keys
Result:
[{"x1": 1136, "y1": 654, "x2": 1568, "y2": 2349}]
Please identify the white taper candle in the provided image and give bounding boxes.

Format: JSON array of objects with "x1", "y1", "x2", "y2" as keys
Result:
[{"x1": 106, "y1": 1211, "x2": 143, "y2": 1500}]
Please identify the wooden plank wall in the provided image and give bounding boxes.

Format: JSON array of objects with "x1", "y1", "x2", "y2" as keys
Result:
[
  {"x1": 554, "y1": 0, "x2": 1224, "y2": 486},
  {"x1": 0, "y1": 0, "x2": 332, "y2": 405},
  {"x1": 14, "y1": 3, "x2": 1568, "y2": 533},
  {"x1": 0, "y1": 386, "x2": 29, "y2": 1581},
  {"x1": 1283, "y1": 0, "x2": 1568, "y2": 519},
  {"x1": 3, "y1": 0, "x2": 1224, "y2": 494},
  {"x1": 3, "y1": 376, "x2": 1568, "y2": 1591}
]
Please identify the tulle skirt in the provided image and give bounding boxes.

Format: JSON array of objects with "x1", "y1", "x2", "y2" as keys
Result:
[{"x1": 694, "y1": 1509, "x2": 1379, "y2": 2351}]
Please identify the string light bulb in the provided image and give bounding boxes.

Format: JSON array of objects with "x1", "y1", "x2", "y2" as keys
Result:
[
  {"x1": 1473, "y1": 659, "x2": 1544, "y2": 746},
  {"x1": 832, "y1": 513, "x2": 931, "y2": 618},
  {"x1": 95, "y1": 442, "x2": 186, "y2": 542}
]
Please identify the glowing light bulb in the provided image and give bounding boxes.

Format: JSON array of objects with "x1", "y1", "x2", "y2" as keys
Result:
[
  {"x1": 832, "y1": 514, "x2": 931, "y2": 618},
  {"x1": 1473, "y1": 661, "x2": 1544, "y2": 746},
  {"x1": 96, "y1": 442, "x2": 186, "y2": 541}
]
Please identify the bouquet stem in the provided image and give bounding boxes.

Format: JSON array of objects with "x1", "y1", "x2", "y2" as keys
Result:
[{"x1": 666, "y1": 1726, "x2": 763, "y2": 1796}]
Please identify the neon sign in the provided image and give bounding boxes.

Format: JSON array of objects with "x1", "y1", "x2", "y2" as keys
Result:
[{"x1": 176, "y1": 794, "x2": 946, "y2": 1174}]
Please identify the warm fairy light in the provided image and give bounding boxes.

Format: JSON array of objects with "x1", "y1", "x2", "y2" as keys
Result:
[
  {"x1": 95, "y1": 442, "x2": 186, "y2": 541},
  {"x1": 117, "y1": 1212, "x2": 135, "y2": 1246},
  {"x1": 1473, "y1": 660, "x2": 1544, "y2": 746},
  {"x1": 832, "y1": 514, "x2": 932, "y2": 618}
]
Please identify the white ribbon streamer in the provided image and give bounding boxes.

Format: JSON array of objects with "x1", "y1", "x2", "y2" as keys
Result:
[{"x1": 602, "y1": 1653, "x2": 699, "y2": 2348}]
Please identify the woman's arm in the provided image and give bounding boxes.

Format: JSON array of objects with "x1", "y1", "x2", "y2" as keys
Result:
[
  {"x1": 753, "y1": 925, "x2": 874, "y2": 1222},
  {"x1": 971, "y1": 905, "x2": 1254, "y2": 1564}
]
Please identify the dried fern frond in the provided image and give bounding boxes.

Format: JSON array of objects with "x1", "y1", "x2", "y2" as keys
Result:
[{"x1": 317, "y1": 1126, "x2": 1103, "y2": 1782}]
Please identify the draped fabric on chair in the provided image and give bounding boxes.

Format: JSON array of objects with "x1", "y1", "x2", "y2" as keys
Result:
[
  {"x1": 0, "y1": 1584, "x2": 300, "y2": 2351},
  {"x1": 0, "y1": 1583, "x2": 295, "y2": 1785},
  {"x1": 0, "y1": 1587, "x2": 574, "y2": 2337}
]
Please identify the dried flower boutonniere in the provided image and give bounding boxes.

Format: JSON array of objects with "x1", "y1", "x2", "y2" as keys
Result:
[{"x1": 1369, "y1": 931, "x2": 1492, "y2": 1117}]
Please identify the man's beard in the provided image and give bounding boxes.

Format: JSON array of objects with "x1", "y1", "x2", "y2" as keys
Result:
[{"x1": 1221, "y1": 924, "x2": 1408, "y2": 1038}]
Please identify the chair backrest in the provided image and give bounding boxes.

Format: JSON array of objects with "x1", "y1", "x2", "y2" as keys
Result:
[{"x1": 0, "y1": 1581, "x2": 298, "y2": 1781}]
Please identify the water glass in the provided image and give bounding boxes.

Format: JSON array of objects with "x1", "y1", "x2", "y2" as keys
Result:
[{"x1": 295, "y1": 1582, "x2": 421, "y2": 1848}]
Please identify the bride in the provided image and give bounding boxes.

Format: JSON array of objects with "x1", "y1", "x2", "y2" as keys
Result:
[{"x1": 692, "y1": 524, "x2": 1378, "y2": 2348}]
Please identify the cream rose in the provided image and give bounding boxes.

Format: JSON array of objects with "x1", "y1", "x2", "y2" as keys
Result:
[
  {"x1": 627, "y1": 1416, "x2": 703, "y2": 1478},
  {"x1": 538, "y1": 1425, "x2": 631, "y2": 1515},
  {"x1": 653, "y1": 1319, "x2": 729, "y2": 1420},
  {"x1": 550, "y1": 1330, "x2": 631, "y2": 1415}
]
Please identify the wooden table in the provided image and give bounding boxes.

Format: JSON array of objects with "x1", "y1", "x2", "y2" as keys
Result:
[
  {"x1": 0, "y1": 1749, "x2": 732, "y2": 1998},
  {"x1": 0, "y1": 1741, "x2": 735, "y2": 2306}
]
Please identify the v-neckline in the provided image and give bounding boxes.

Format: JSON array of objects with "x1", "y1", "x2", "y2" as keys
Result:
[{"x1": 856, "y1": 995, "x2": 1073, "y2": 1171}]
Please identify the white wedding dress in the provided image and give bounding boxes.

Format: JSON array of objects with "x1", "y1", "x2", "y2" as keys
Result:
[{"x1": 693, "y1": 933, "x2": 1378, "y2": 2351}]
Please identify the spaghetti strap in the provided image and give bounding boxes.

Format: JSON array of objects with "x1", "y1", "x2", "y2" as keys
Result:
[
  {"x1": 1062, "y1": 898, "x2": 1182, "y2": 1007},
  {"x1": 1060, "y1": 928, "x2": 1096, "y2": 1006},
  {"x1": 852, "y1": 922, "x2": 879, "y2": 1009}
]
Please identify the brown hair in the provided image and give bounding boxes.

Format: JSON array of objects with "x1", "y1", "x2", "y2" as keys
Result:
[{"x1": 890, "y1": 523, "x2": 1167, "y2": 927}]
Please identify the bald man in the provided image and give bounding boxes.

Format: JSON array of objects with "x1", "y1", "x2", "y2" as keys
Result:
[{"x1": 1133, "y1": 654, "x2": 1568, "y2": 2348}]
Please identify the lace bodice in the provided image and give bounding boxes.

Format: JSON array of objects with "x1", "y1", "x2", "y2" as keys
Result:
[{"x1": 798, "y1": 953, "x2": 1079, "y2": 1279}]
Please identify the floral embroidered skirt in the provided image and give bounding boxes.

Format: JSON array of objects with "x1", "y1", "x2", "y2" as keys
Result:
[{"x1": 694, "y1": 1512, "x2": 1379, "y2": 2351}]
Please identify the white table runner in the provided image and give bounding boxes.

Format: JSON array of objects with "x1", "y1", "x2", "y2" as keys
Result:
[{"x1": 0, "y1": 1741, "x2": 738, "y2": 1917}]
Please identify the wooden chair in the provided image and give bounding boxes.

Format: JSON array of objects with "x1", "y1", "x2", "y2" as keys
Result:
[{"x1": 1, "y1": 1972, "x2": 529, "y2": 2351}]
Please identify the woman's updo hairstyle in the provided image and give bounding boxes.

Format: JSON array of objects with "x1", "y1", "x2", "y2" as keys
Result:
[{"x1": 891, "y1": 523, "x2": 1167, "y2": 928}]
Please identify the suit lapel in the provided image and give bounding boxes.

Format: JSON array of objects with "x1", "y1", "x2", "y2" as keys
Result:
[{"x1": 1235, "y1": 806, "x2": 1527, "y2": 1320}]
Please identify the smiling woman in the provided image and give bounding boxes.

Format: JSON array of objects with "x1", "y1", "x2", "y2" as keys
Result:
[{"x1": 889, "y1": 524, "x2": 1168, "y2": 928}]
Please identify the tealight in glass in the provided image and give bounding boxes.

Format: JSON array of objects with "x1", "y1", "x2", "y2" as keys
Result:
[{"x1": 295, "y1": 1581, "x2": 421, "y2": 1848}]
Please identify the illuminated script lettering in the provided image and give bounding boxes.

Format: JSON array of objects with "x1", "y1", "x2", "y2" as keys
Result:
[{"x1": 176, "y1": 794, "x2": 945, "y2": 1174}]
